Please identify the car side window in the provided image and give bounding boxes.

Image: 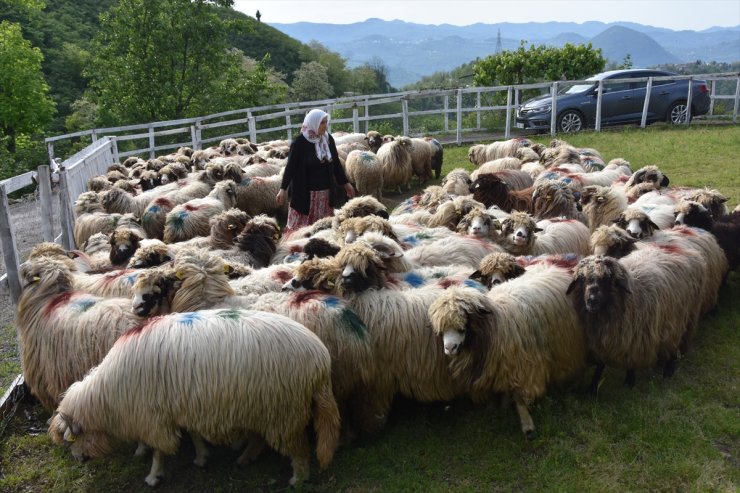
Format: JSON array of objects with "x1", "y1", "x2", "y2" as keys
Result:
[{"x1": 603, "y1": 81, "x2": 631, "y2": 93}]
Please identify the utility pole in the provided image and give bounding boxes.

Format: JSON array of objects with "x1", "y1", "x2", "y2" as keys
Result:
[{"x1": 495, "y1": 28, "x2": 502, "y2": 54}]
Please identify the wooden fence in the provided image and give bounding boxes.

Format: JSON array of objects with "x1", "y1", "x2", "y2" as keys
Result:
[{"x1": 0, "y1": 72, "x2": 738, "y2": 306}]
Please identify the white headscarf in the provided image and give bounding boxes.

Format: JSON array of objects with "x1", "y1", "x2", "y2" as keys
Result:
[{"x1": 301, "y1": 109, "x2": 332, "y2": 162}]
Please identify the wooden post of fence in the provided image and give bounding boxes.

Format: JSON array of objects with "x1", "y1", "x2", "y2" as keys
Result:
[
  {"x1": 148, "y1": 124, "x2": 155, "y2": 159},
  {"x1": 37, "y1": 165, "x2": 54, "y2": 242},
  {"x1": 110, "y1": 136, "x2": 120, "y2": 164},
  {"x1": 686, "y1": 79, "x2": 694, "y2": 124},
  {"x1": 595, "y1": 81, "x2": 604, "y2": 132},
  {"x1": 91, "y1": 129, "x2": 98, "y2": 142},
  {"x1": 476, "y1": 91, "x2": 481, "y2": 130},
  {"x1": 444, "y1": 95, "x2": 450, "y2": 132},
  {"x1": 504, "y1": 86, "x2": 513, "y2": 139},
  {"x1": 57, "y1": 167, "x2": 75, "y2": 250},
  {"x1": 190, "y1": 124, "x2": 198, "y2": 150},
  {"x1": 640, "y1": 78, "x2": 653, "y2": 128},
  {"x1": 0, "y1": 183, "x2": 22, "y2": 304},
  {"x1": 709, "y1": 79, "x2": 716, "y2": 117},
  {"x1": 550, "y1": 82, "x2": 559, "y2": 136},
  {"x1": 364, "y1": 98, "x2": 370, "y2": 133},
  {"x1": 47, "y1": 142, "x2": 55, "y2": 167},
  {"x1": 248, "y1": 113, "x2": 257, "y2": 143},
  {"x1": 352, "y1": 107, "x2": 359, "y2": 133},
  {"x1": 402, "y1": 99, "x2": 409, "y2": 136},
  {"x1": 285, "y1": 109, "x2": 293, "y2": 141},
  {"x1": 734, "y1": 78, "x2": 740, "y2": 124},
  {"x1": 456, "y1": 89, "x2": 463, "y2": 145}
]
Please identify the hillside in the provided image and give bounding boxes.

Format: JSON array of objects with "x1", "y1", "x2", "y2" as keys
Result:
[{"x1": 590, "y1": 26, "x2": 681, "y2": 66}]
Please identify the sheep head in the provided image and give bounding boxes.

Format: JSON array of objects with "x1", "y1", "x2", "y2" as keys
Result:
[
  {"x1": 457, "y1": 209, "x2": 499, "y2": 239},
  {"x1": 613, "y1": 208, "x2": 659, "y2": 240},
  {"x1": 674, "y1": 200, "x2": 714, "y2": 230},
  {"x1": 283, "y1": 256, "x2": 340, "y2": 293},
  {"x1": 109, "y1": 227, "x2": 144, "y2": 266},
  {"x1": 470, "y1": 252, "x2": 524, "y2": 288},
  {"x1": 19, "y1": 256, "x2": 74, "y2": 295},
  {"x1": 335, "y1": 241, "x2": 387, "y2": 294},
  {"x1": 49, "y1": 406, "x2": 113, "y2": 461},
  {"x1": 209, "y1": 208, "x2": 251, "y2": 249},
  {"x1": 500, "y1": 211, "x2": 541, "y2": 253},
  {"x1": 219, "y1": 138, "x2": 239, "y2": 157},
  {"x1": 626, "y1": 165, "x2": 669, "y2": 189},
  {"x1": 589, "y1": 225, "x2": 637, "y2": 258},
  {"x1": 682, "y1": 188, "x2": 728, "y2": 220},
  {"x1": 131, "y1": 266, "x2": 180, "y2": 317},
  {"x1": 470, "y1": 173, "x2": 508, "y2": 208},
  {"x1": 532, "y1": 180, "x2": 576, "y2": 220},
  {"x1": 428, "y1": 286, "x2": 492, "y2": 357},
  {"x1": 127, "y1": 239, "x2": 174, "y2": 269},
  {"x1": 567, "y1": 255, "x2": 631, "y2": 314}
]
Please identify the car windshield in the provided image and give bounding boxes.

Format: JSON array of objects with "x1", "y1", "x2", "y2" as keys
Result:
[{"x1": 559, "y1": 82, "x2": 596, "y2": 95}]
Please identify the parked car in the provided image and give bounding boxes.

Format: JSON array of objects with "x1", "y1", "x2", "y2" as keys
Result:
[{"x1": 515, "y1": 69, "x2": 711, "y2": 133}]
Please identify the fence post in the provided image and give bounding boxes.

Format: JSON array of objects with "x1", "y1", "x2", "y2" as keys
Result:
[
  {"x1": 476, "y1": 91, "x2": 481, "y2": 130},
  {"x1": 248, "y1": 112, "x2": 257, "y2": 143},
  {"x1": 402, "y1": 98, "x2": 409, "y2": 136},
  {"x1": 285, "y1": 108, "x2": 293, "y2": 141},
  {"x1": 57, "y1": 167, "x2": 75, "y2": 250},
  {"x1": 456, "y1": 89, "x2": 463, "y2": 145},
  {"x1": 550, "y1": 82, "x2": 559, "y2": 136},
  {"x1": 686, "y1": 79, "x2": 694, "y2": 124},
  {"x1": 364, "y1": 98, "x2": 370, "y2": 133},
  {"x1": 37, "y1": 165, "x2": 54, "y2": 242},
  {"x1": 111, "y1": 136, "x2": 120, "y2": 164},
  {"x1": 595, "y1": 81, "x2": 604, "y2": 132},
  {"x1": 709, "y1": 79, "x2": 716, "y2": 117},
  {"x1": 444, "y1": 95, "x2": 450, "y2": 132},
  {"x1": 47, "y1": 141, "x2": 55, "y2": 167},
  {"x1": 352, "y1": 107, "x2": 359, "y2": 134},
  {"x1": 148, "y1": 124, "x2": 155, "y2": 159},
  {"x1": 640, "y1": 77, "x2": 653, "y2": 128},
  {"x1": 504, "y1": 86, "x2": 512, "y2": 139},
  {"x1": 0, "y1": 183, "x2": 22, "y2": 304},
  {"x1": 91, "y1": 129, "x2": 98, "y2": 142},
  {"x1": 734, "y1": 78, "x2": 740, "y2": 124}
]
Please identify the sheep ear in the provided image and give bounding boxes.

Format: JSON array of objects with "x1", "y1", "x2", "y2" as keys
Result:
[
  {"x1": 632, "y1": 170, "x2": 646, "y2": 184},
  {"x1": 615, "y1": 276, "x2": 632, "y2": 294},
  {"x1": 223, "y1": 264, "x2": 234, "y2": 276},
  {"x1": 648, "y1": 219, "x2": 660, "y2": 231},
  {"x1": 469, "y1": 270, "x2": 483, "y2": 282},
  {"x1": 566, "y1": 278, "x2": 581, "y2": 295},
  {"x1": 66, "y1": 251, "x2": 80, "y2": 259},
  {"x1": 535, "y1": 227, "x2": 543, "y2": 233},
  {"x1": 512, "y1": 263, "x2": 526, "y2": 278},
  {"x1": 660, "y1": 175, "x2": 670, "y2": 187}
]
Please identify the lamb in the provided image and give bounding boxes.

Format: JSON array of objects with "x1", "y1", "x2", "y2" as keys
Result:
[
  {"x1": 567, "y1": 251, "x2": 704, "y2": 392},
  {"x1": 499, "y1": 212, "x2": 591, "y2": 257},
  {"x1": 14, "y1": 257, "x2": 144, "y2": 412},
  {"x1": 470, "y1": 173, "x2": 533, "y2": 213},
  {"x1": 163, "y1": 180, "x2": 237, "y2": 243},
  {"x1": 377, "y1": 136, "x2": 413, "y2": 193},
  {"x1": 49, "y1": 309, "x2": 340, "y2": 486},
  {"x1": 344, "y1": 150, "x2": 383, "y2": 200},
  {"x1": 428, "y1": 271, "x2": 587, "y2": 439}
]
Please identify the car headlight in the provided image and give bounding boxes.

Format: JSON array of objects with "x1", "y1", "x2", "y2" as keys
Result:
[{"x1": 527, "y1": 105, "x2": 551, "y2": 114}]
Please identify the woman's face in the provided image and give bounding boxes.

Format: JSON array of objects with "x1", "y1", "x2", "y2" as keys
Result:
[{"x1": 317, "y1": 118, "x2": 328, "y2": 135}]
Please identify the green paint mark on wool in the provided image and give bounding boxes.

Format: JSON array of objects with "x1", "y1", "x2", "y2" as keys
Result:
[
  {"x1": 169, "y1": 210, "x2": 188, "y2": 231},
  {"x1": 216, "y1": 308, "x2": 242, "y2": 321},
  {"x1": 340, "y1": 308, "x2": 368, "y2": 338}
]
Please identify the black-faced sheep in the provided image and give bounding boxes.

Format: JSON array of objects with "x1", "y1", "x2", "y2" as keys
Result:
[
  {"x1": 674, "y1": 200, "x2": 740, "y2": 271},
  {"x1": 470, "y1": 173, "x2": 533, "y2": 213},
  {"x1": 49, "y1": 309, "x2": 340, "y2": 486},
  {"x1": 429, "y1": 272, "x2": 587, "y2": 439}
]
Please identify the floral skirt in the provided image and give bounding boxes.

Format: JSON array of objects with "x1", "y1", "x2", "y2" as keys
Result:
[{"x1": 284, "y1": 189, "x2": 333, "y2": 235}]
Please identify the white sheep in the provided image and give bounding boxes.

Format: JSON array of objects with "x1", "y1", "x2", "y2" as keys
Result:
[
  {"x1": 48, "y1": 309, "x2": 340, "y2": 486},
  {"x1": 163, "y1": 180, "x2": 237, "y2": 243},
  {"x1": 344, "y1": 150, "x2": 383, "y2": 200},
  {"x1": 377, "y1": 136, "x2": 413, "y2": 193},
  {"x1": 499, "y1": 212, "x2": 591, "y2": 257}
]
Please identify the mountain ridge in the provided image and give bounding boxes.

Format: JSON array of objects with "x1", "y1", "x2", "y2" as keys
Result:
[{"x1": 270, "y1": 19, "x2": 740, "y2": 87}]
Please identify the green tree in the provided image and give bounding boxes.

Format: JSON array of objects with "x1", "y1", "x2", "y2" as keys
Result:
[
  {"x1": 348, "y1": 65, "x2": 380, "y2": 95},
  {"x1": 473, "y1": 42, "x2": 606, "y2": 87},
  {"x1": 86, "y1": 0, "x2": 236, "y2": 124},
  {"x1": 307, "y1": 41, "x2": 351, "y2": 97},
  {"x1": 0, "y1": 20, "x2": 56, "y2": 152},
  {"x1": 289, "y1": 61, "x2": 333, "y2": 102}
]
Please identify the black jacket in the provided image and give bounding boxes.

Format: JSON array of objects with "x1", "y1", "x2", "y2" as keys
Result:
[{"x1": 280, "y1": 134, "x2": 350, "y2": 215}]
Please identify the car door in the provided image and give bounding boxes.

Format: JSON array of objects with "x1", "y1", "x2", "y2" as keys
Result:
[
  {"x1": 631, "y1": 71, "x2": 673, "y2": 122},
  {"x1": 599, "y1": 75, "x2": 635, "y2": 124}
]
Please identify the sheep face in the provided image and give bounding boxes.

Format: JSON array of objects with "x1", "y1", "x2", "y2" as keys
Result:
[
  {"x1": 49, "y1": 410, "x2": 113, "y2": 461},
  {"x1": 590, "y1": 225, "x2": 637, "y2": 258},
  {"x1": 674, "y1": 201, "x2": 713, "y2": 230},
  {"x1": 567, "y1": 256, "x2": 630, "y2": 313},
  {"x1": 219, "y1": 139, "x2": 239, "y2": 157},
  {"x1": 429, "y1": 289, "x2": 491, "y2": 356},
  {"x1": 458, "y1": 210, "x2": 497, "y2": 238},
  {"x1": 127, "y1": 241, "x2": 173, "y2": 269},
  {"x1": 109, "y1": 229, "x2": 143, "y2": 265},
  {"x1": 131, "y1": 269, "x2": 178, "y2": 317},
  {"x1": 614, "y1": 211, "x2": 659, "y2": 239},
  {"x1": 500, "y1": 213, "x2": 539, "y2": 248},
  {"x1": 470, "y1": 252, "x2": 525, "y2": 288},
  {"x1": 630, "y1": 166, "x2": 669, "y2": 188},
  {"x1": 20, "y1": 257, "x2": 74, "y2": 294},
  {"x1": 335, "y1": 243, "x2": 386, "y2": 294}
]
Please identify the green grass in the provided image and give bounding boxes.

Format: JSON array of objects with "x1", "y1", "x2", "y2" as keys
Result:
[{"x1": 0, "y1": 124, "x2": 738, "y2": 492}]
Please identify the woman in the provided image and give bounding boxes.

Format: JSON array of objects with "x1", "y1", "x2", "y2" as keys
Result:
[{"x1": 276, "y1": 109, "x2": 355, "y2": 234}]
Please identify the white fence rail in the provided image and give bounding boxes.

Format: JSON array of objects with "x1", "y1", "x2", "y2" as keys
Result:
[{"x1": 0, "y1": 73, "x2": 738, "y2": 305}]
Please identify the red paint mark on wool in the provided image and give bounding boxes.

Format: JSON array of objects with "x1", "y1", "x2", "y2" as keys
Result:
[
  {"x1": 437, "y1": 278, "x2": 459, "y2": 289},
  {"x1": 119, "y1": 316, "x2": 164, "y2": 341},
  {"x1": 656, "y1": 243, "x2": 684, "y2": 256},
  {"x1": 674, "y1": 225, "x2": 698, "y2": 237},
  {"x1": 102, "y1": 269, "x2": 134, "y2": 284},
  {"x1": 274, "y1": 270, "x2": 292, "y2": 283},
  {"x1": 43, "y1": 291, "x2": 74, "y2": 318},
  {"x1": 184, "y1": 204, "x2": 199, "y2": 212},
  {"x1": 153, "y1": 197, "x2": 174, "y2": 208},
  {"x1": 289, "y1": 245, "x2": 303, "y2": 254},
  {"x1": 565, "y1": 174, "x2": 585, "y2": 185},
  {"x1": 548, "y1": 255, "x2": 580, "y2": 270},
  {"x1": 614, "y1": 175, "x2": 629, "y2": 184},
  {"x1": 289, "y1": 290, "x2": 323, "y2": 308}
]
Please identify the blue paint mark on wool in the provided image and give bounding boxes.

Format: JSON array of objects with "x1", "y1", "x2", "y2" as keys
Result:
[
  {"x1": 402, "y1": 235, "x2": 418, "y2": 246},
  {"x1": 125, "y1": 273, "x2": 139, "y2": 285},
  {"x1": 403, "y1": 272, "x2": 425, "y2": 288},
  {"x1": 178, "y1": 312, "x2": 203, "y2": 326},
  {"x1": 72, "y1": 298, "x2": 98, "y2": 312},
  {"x1": 322, "y1": 296, "x2": 341, "y2": 308},
  {"x1": 463, "y1": 279, "x2": 488, "y2": 292},
  {"x1": 148, "y1": 205, "x2": 161, "y2": 214}
]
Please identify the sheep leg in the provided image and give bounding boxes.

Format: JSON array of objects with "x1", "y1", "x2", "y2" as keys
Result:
[
  {"x1": 144, "y1": 450, "x2": 165, "y2": 487},
  {"x1": 236, "y1": 432, "x2": 266, "y2": 465},
  {"x1": 134, "y1": 442, "x2": 148, "y2": 457},
  {"x1": 281, "y1": 432, "x2": 311, "y2": 486},
  {"x1": 624, "y1": 369, "x2": 636, "y2": 388},
  {"x1": 514, "y1": 400, "x2": 536, "y2": 440},
  {"x1": 587, "y1": 363, "x2": 605, "y2": 396},
  {"x1": 191, "y1": 432, "x2": 209, "y2": 467},
  {"x1": 663, "y1": 355, "x2": 679, "y2": 378}
]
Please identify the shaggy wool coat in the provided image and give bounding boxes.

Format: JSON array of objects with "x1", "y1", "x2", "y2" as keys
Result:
[{"x1": 281, "y1": 134, "x2": 350, "y2": 215}]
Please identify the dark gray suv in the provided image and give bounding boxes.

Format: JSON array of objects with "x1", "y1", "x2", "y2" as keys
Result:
[{"x1": 515, "y1": 69, "x2": 711, "y2": 133}]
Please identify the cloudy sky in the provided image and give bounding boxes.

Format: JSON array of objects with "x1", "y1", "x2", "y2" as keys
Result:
[{"x1": 234, "y1": 0, "x2": 740, "y2": 31}]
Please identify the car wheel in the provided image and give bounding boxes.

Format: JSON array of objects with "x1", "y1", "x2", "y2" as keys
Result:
[
  {"x1": 666, "y1": 101, "x2": 690, "y2": 124},
  {"x1": 557, "y1": 110, "x2": 584, "y2": 133}
]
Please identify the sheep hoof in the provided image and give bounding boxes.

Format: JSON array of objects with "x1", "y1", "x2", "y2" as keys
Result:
[
  {"x1": 193, "y1": 454, "x2": 208, "y2": 468},
  {"x1": 144, "y1": 473, "x2": 163, "y2": 487},
  {"x1": 525, "y1": 429, "x2": 537, "y2": 441},
  {"x1": 134, "y1": 442, "x2": 148, "y2": 457}
]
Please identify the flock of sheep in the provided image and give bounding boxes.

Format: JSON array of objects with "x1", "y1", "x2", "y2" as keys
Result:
[{"x1": 13, "y1": 131, "x2": 739, "y2": 486}]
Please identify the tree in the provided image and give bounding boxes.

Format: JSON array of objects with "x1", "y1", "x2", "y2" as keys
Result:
[
  {"x1": 306, "y1": 41, "x2": 351, "y2": 97},
  {"x1": 473, "y1": 42, "x2": 606, "y2": 87},
  {"x1": 0, "y1": 20, "x2": 56, "y2": 152},
  {"x1": 289, "y1": 61, "x2": 333, "y2": 102},
  {"x1": 86, "y1": 0, "x2": 237, "y2": 124}
]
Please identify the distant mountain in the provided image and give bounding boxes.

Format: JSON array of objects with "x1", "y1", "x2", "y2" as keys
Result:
[{"x1": 270, "y1": 19, "x2": 740, "y2": 87}]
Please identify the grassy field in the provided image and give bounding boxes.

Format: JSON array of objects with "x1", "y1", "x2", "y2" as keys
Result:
[{"x1": 0, "y1": 124, "x2": 738, "y2": 492}]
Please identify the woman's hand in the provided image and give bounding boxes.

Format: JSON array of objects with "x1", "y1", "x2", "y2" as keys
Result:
[
  {"x1": 344, "y1": 182, "x2": 356, "y2": 199},
  {"x1": 276, "y1": 188, "x2": 286, "y2": 206}
]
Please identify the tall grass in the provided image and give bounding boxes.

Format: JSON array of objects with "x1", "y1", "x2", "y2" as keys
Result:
[{"x1": 0, "y1": 125, "x2": 738, "y2": 492}]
